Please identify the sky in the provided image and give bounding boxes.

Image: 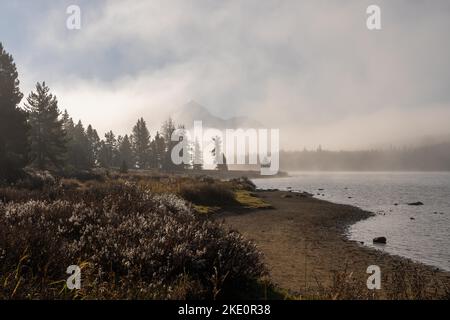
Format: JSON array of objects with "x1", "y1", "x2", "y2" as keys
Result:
[{"x1": 1, "y1": 0, "x2": 450, "y2": 150}]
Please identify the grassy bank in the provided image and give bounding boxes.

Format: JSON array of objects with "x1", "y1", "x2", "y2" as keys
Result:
[{"x1": 0, "y1": 171, "x2": 274, "y2": 299}]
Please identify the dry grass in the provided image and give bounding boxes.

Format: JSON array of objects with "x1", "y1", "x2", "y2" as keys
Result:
[
  {"x1": 235, "y1": 190, "x2": 273, "y2": 209},
  {"x1": 302, "y1": 261, "x2": 450, "y2": 300}
]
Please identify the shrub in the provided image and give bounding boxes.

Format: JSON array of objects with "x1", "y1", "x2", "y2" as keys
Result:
[
  {"x1": 0, "y1": 182, "x2": 266, "y2": 299},
  {"x1": 59, "y1": 168, "x2": 105, "y2": 182},
  {"x1": 229, "y1": 177, "x2": 256, "y2": 191},
  {"x1": 14, "y1": 170, "x2": 57, "y2": 190},
  {"x1": 179, "y1": 182, "x2": 237, "y2": 207}
]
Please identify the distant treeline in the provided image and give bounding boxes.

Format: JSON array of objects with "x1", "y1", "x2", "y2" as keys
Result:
[
  {"x1": 280, "y1": 144, "x2": 450, "y2": 171},
  {"x1": 1, "y1": 43, "x2": 223, "y2": 182}
]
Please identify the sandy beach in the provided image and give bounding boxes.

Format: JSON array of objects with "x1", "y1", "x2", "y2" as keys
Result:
[{"x1": 216, "y1": 190, "x2": 450, "y2": 298}]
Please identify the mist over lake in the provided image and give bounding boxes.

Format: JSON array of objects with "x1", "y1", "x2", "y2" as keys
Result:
[{"x1": 253, "y1": 172, "x2": 450, "y2": 272}]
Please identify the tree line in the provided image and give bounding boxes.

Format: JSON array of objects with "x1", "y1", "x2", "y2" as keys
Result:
[
  {"x1": 0, "y1": 42, "x2": 209, "y2": 182},
  {"x1": 280, "y1": 145, "x2": 450, "y2": 171}
]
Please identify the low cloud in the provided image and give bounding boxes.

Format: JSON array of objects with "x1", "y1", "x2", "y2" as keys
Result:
[{"x1": 2, "y1": 0, "x2": 450, "y2": 149}]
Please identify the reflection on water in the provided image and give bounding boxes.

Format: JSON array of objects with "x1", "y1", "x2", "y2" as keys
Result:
[{"x1": 253, "y1": 172, "x2": 450, "y2": 271}]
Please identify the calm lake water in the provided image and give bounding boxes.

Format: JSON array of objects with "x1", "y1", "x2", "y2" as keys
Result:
[{"x1": 252, "y1": 172, "x2": 450, "y2": 272}]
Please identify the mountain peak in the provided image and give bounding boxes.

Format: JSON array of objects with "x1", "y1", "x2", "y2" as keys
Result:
[
  {"x1": 173, "y1": 101, "x2": 263, "y2": 129},
  {"x1": 184, "y1": 100, "x2": 205, "y2": 110}
]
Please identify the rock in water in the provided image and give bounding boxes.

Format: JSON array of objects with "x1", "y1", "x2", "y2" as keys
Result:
[
  {"x1": 373, "y1": 237, "x2": 387, "y2": 244},
  {"x1": 408, "y1": 201, "x2": 424, "y2": 206}
]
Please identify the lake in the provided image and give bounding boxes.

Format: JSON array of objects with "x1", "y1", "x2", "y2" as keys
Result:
[{"x1": 252, "y1": 172, "x2": 450, "y2": 271}]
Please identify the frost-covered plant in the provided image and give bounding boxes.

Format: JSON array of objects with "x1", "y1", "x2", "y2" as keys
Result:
[{"x1": 0, "y1": 183, "x2": 266, "y2": 299}]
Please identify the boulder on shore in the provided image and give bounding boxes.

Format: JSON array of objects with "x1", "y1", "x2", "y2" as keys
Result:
[
  {"x1": 373, "y1": 236, "x2": 387, "y2": 244},
  {"x1": 297, "y1": 192, "x2": 313, "y2": 198}
]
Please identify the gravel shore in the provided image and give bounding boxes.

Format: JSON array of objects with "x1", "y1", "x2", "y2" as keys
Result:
[{"x1": 217, "y1": 190, "x2": 450, "y2": 298}]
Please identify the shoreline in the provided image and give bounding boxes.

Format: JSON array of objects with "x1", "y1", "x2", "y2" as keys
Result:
[{"x1": 216, "y1": 190, "x2": 450, "y2": 298}]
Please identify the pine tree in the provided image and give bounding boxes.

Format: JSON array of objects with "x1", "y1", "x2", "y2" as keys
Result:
[
  {"x1": 62, "y1": 110, "x2": 74, "y2": 132},
  {"x1": 98, "y1": 141, "x2": 109, "y2": 168},
  {"x1": 175, "y1": 124, "x2": 191, "y2": 170},
  {"x1": 151, "y1": 131, "x2": 165, "y2": 169},
  {"x1": 66, "y1": 120, "x2": 91, "y2": 169},
  {"x1": 25, "y1": 82, "x2": 66, "y2": 170},
  {"x1": 211, "y1": 136, "x2": 228, "y2": 171},
  {"x1": 120, "y1": 160, "x2": 128, "y2": 173},
  {"x1": 132, "y1": 118, "x2": 151, "y2": 169},
  {"x1": 118, "y1": 134, "x2": 134, "y2": 169},
  {"x1": 0, "y1": 43, "x2": 29, "y2": 181},
  {"x1": 98, "y1": 131, "x2": 116, "y2": 168},
  {"x1": 86, "y1": 124, "x2": 100, "y2": 167},
  {"x1": 161, "y1": 117, "x2": 176, "y2": 171},
  {"x1": 193, "y1": 138, "x2": 203, "y2": 170}
]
